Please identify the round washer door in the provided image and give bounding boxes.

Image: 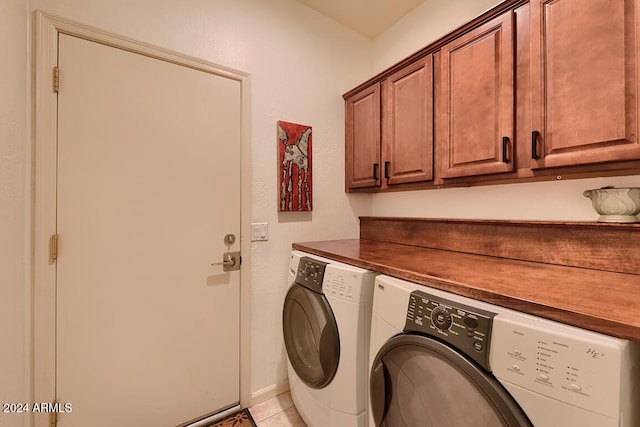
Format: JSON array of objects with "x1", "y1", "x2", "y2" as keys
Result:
[
  {"x1": 370, "y1": 334, "x2": 532, "y2": 427},
  {"x1": 282, "y1": 283, "x2": 340, "y2": 389}
]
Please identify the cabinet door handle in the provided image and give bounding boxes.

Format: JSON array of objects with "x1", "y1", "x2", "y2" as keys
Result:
[
  {"x1": 373, "y1": 163, "x2": 379, "y2": 180},
  {"x1": 384, "y1": 161, "x2": 390, "y2": 179},
  {"x1": 502, "y1": 137, "x2": 509, "y2": 163},
  {"x1": 531, "y1": 131, "x2": 540, "y2": 159}
]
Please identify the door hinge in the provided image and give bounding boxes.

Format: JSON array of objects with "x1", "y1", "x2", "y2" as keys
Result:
[
  {"x1": 49, "y1": 402, "x2": 58, "y2": 427},
  {"x1": 50, "y1": 234, "x2": 59, "y2": 262},
  {"x1": 53, "y1": 67, "x2": 60, "y2": 93}
]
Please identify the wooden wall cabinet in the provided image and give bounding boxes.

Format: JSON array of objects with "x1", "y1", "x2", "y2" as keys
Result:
[
  {"x1": 529, "y1": 0, "x2": 640, "y2": 169},
  {"x1": 345, "y1": 83, "x2": 381, "y2": 190},
  {"x1": 345, "y1": 56, "x2": 434, "y2": 191},
  {"x1": 439, "y1": 12, "x2": 515, "y2": 179},
  {"x1": 344, "y1": 0, "x2": 640, "y2": 192},
  {"x1": 382, "y1": 55, "x2": 434, "y2": 186}
]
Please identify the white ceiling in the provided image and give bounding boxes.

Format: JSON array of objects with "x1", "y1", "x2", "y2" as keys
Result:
[{"x1": 294, "y1": 0, "x2": 427, "y2": 38}]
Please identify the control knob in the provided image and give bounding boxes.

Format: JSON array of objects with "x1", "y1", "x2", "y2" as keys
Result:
[
  {"x1": 431, "y1": 306, "x2": 452, "y2": 330},
  {"x1": 303, "y1": 264, "x2": 316, "y2": 277}
]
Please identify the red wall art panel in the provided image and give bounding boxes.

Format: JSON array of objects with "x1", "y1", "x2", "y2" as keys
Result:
[{"x1": 278, "y1": 121, "x2": 312, "y2": 211}]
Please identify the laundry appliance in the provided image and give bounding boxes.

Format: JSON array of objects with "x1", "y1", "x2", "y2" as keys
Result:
[
  {"x1": 283, "y1": 251, "x2": 377, "y2": 426},
  {"x1": 369, "y1": 275, "x2": 640, "y2": 427}
]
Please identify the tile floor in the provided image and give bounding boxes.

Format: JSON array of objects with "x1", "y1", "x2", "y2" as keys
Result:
[{"x1": 248, "y1": 392, "x2": 307, "y2": 427}]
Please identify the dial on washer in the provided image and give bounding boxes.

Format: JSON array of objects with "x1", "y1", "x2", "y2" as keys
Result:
[{"x1": 431, "y1": 306, "x2": 453, "y2": 330}]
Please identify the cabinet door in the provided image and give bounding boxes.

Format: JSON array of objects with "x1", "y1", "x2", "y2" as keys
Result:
[
  {"x1": 530, "y1": 0, "x2": 640, "y2": 168},
  {"x1": 439, "y1": 12, "x2": 515, "y2": 179},
  {"x1": 383, "y1": 55, "x2": 434, "y2": 186},
  {"x1": 345, "y1": 83, "x2": 381, "y2": 190}
]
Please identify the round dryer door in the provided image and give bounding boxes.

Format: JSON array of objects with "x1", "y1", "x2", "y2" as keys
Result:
[
  {"x1": 282, "y1": 283, "x2": 340, "y2": 389},
  {"x1": 370, "y1": 334, "x2": 532, "y2": 427}
]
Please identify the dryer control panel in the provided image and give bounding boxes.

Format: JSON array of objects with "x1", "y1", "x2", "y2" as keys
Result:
[
  {"x1": 490, "y1": 315, "x2": 638, "y2": 420},
  {"x1": 405, "y1": 290, "x2": 497, "y2": 370}
]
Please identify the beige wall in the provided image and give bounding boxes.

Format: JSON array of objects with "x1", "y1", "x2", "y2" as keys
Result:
[
  {"x1": 370, "y1": 0, "x2": 640, "y2": 220},
  {"x1": 0, "y1": 0, "x2": 29, "y2": 426}
]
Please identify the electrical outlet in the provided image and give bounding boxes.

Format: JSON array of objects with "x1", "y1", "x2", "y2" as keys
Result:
[{"x1": 251, "y1": 223, "x2": 268, "y2": 241}]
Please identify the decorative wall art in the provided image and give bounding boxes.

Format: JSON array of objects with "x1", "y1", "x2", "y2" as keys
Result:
[{"x1": 278, "y1": 121, "x2": 312, "y2": 211}]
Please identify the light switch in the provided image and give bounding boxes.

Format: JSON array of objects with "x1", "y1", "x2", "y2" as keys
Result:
[{"x1": 251, "y1": 223, "x2": 268, "y2": 241}]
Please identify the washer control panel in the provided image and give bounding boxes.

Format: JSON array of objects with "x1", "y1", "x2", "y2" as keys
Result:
[
  {"x1": 295, "y1": 257, "x2": 328, "y2": 293},
  {"x1": 405, "y1": 290, "x2": 496, "y2": 370}
]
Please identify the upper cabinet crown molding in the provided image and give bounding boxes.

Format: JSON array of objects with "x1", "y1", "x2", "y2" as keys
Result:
[{"x1": 342, "y1": 0, "x2": 527, "y2": 100}]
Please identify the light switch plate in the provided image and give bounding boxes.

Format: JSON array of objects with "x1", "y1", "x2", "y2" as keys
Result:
[{"x1": 251, "y1": 223, "x2": 268, "y2": 241}]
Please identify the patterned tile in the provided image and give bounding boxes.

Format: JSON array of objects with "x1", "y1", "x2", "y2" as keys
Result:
[{"x1": 206, "y1": 408, "x2": 256, "y2": 427}]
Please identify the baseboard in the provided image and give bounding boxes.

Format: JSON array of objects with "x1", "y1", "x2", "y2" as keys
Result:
[{"x1": 249, "y1": 380, "x2": 290, "y2": 407}]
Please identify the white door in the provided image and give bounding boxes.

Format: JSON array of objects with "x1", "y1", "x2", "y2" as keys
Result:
[{"x1": 55, "y1": 34, "x2": 241, "y2": 426}]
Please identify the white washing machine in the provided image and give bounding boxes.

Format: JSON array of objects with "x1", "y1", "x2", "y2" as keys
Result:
[
  {"x1": 369, "y1": 275, "x2": 640, "y2": 427},
  {"x1": 283, "y1": 251, "x2": 377, "y2": 426}
]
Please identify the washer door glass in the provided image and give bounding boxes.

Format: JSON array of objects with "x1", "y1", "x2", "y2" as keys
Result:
[
  {"x1": 370, "y1": 334, "x2": 532, "y2": 427},
  {"x1": 282, "y1": 283, "x2": 339, "y2": 389}
]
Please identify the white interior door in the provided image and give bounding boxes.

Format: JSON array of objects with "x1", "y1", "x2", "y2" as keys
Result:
[{"x1": 55, "y1": 33, "x2": 241, "y2": 426}]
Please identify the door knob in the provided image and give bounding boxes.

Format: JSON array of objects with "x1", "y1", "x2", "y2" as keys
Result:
[
  {"x1": 211, "y1": 251, "x2": 241, "y2": 272},
  {"x1": 211, "y1": 254, "x2": 236, "y2": 267}
]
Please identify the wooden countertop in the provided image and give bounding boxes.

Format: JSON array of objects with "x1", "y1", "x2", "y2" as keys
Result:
[{"x1": 293, "y1": 238, "x2": 640, "y2": 343}]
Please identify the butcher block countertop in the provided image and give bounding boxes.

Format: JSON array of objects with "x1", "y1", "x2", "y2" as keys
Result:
[{"x1": 293, "y1": 217, "x2": 640, "y2": 343}]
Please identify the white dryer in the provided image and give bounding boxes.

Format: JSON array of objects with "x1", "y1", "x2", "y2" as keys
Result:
[
  {"x1": 369, "y1": 275, "x2": 640, "y2": 427},
  {"x1": 283, "y1": 251, "x2": 377, "y2": 427}
]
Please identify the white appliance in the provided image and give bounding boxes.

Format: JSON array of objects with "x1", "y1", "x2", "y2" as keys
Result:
[
  {"x1": 283, "y1": 251, "x2": 377, "y2": 426},
  {"x1": 369, "y1": 275, "x2": 640, "y2": 427}
]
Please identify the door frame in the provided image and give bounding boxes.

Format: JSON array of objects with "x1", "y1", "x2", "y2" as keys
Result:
[{"x1": 32, "y1": 10, "x2": 252, "y2": 425}]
